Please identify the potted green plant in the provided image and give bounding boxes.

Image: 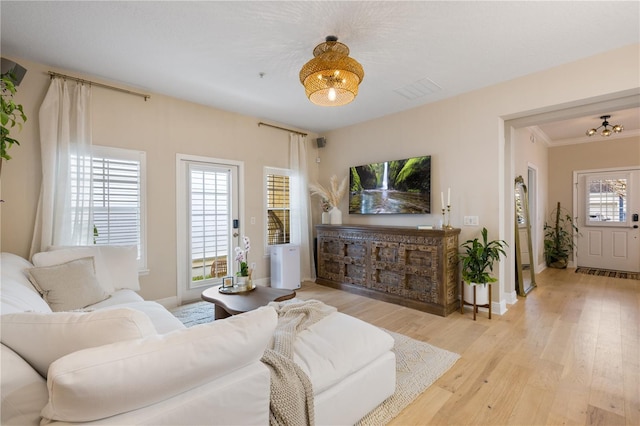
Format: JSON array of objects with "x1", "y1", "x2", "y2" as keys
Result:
[
  {"x1": 1, "y1": 71, "x2": 27, "y2": 174},
  {"x1": 459, "y1": 227, "x2": 508, "y2": 305},
  {"x1": 544, "y1": 201, "x2": 579, "y2": 269}
]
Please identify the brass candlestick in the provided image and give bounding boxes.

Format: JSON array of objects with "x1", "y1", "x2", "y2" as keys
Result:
[{"x1": 445, "y1": 205, "x2": 453, "y2": 229}]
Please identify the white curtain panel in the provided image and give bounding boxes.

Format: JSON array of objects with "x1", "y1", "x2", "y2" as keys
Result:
[
  {"x1": 30, "y1": 78, "x2": 93, "y2": 258},
  {"x1": 289, "y1": 134, "x2": 316, "y2": 281}
]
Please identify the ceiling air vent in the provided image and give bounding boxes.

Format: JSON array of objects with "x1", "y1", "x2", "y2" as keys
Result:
[{"x1": 393, "y1": 77, "x2": 442, "y2": 100}]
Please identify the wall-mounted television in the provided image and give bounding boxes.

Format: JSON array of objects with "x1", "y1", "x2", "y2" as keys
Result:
[{"x1": 349, "y1": 155, "x2": 431, "y2": 215}]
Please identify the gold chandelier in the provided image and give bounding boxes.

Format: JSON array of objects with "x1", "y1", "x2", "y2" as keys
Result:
[
  {"x1": 299, "y1": 35, "x2": 364, "y2": 107},
  {"x1": 586, "y1": 115, "x2": 623, "y2": 137}
]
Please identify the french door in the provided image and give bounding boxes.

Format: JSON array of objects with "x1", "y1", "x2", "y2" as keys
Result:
[
  {"x1": 575, "y1": 168, "x2": 640, "y2": 273},
  {"x1": 177, "y1": 155, "x2": 242, "y2": 303}
]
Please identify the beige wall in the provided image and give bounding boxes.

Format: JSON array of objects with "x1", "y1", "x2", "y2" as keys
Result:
[
  {"x1": 319, "y1": 44, "x2": 639, "y2": 305},
  {"x1": 513, "y1": 128, "x2": 549, "y2": 269},
  {"x1": 548, "y1": 136, "x2": 640, "y2": 219},
  {"x1": 2, "y1": 44, "x2": 639, "y2": 307},
  {"x1": 0, "y1": 57, "x2": 318, "y2": 301}
]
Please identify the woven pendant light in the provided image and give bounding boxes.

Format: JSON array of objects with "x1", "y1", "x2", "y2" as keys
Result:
[{"x1": 299, "y1": 36, "x2": 364, "y2": 107}]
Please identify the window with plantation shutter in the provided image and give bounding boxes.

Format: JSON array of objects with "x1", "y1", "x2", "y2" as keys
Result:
[
  {"x1": 265, "y1": 168, "x2": 291, "y2": 246},
  {"x1": 91, "y1": 146, "x2": 146, "y2": 269}
]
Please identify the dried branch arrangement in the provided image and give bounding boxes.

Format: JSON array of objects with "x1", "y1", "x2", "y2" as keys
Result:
[{"x1": 309, "y1": 175, "x2": 347, "y2": 208}]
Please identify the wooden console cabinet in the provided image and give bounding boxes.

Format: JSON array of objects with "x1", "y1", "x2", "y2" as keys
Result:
[{"x1": 316, "y1": 224, "x2": 460, "y2": 317}]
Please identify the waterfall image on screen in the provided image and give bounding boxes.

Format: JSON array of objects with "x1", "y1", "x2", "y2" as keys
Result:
[{"x1": 349, "y1": 155, "x2": 431, "y2": 214}]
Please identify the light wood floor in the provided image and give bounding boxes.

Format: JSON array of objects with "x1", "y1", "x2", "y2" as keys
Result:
[{"x1": 295, "y1": 268, "x2": 639, "y2": 425}]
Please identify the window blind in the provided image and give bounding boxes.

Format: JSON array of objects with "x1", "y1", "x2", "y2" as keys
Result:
[
  {"x1": 266, "y1": 172, "x2": 290, "y2": 245},
  {"x1": 92, "y1": 155, "x2": 141, "y2": 248},
  {"x1": 190, "y1": 167, "x2": 230, "y2": 280}
]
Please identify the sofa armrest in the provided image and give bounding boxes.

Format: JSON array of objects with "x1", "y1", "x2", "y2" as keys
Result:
[{"x1": 41, "y1": 306, "x2": 277, "y2": 423}]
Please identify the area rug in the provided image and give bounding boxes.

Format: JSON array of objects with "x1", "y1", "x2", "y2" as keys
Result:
[
  {"x1": 170, "y1": 301, "x2": 460, "y2": 425},
  {"x1": 575, "y1": 267, "x2": 639, "y2": 280}
]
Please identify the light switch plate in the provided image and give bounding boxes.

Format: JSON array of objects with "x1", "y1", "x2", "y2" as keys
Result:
[{"x1": 463, "y1": 216, "x2": 479, "y2": 226}]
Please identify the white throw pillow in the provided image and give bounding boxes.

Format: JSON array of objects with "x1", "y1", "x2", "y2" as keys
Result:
[
  {"x1": 42, "y1": 306, "x2": 278, "y2": 423},
  {"x1": 98, "y1": 245, "x2": 140, "y2": 291},
  {"x1": 0, "y1": 308, "x2": 157, "y2": 377},
  {"x1": 46, "y1": 245, "x2": 140, "y2": 291},
  {"x1": 27, "y1": 257, "x2": 110, "y2": 312},
  {"x1": 33, "y1": 247, "x2": 115, "y2": 294}
]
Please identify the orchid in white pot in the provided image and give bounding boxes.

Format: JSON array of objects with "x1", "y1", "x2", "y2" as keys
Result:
[{"x1": 234, "y1": 236, "x2": 254, "y2": 279}]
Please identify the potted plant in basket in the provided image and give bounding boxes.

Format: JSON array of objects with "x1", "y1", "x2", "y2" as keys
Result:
[
  {"x1": 459, "y1": 227, "x2": 508, "y2": 305},
  {"x1": 544, "y1": 201, "x2": 579, "y2": 269}
]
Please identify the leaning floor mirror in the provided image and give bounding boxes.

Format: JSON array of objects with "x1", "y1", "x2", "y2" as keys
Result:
[{"x1": 515, "y1": 175, "x2": 536, "y2": 296}]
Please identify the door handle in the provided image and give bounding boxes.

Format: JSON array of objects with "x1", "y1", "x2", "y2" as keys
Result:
[{"x1": 233, "y1": 232, "x2": 239, "y2": 237}]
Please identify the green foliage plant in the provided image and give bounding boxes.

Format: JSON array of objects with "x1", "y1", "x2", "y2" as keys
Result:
[
  {"x1": 460, "y1": 227, "x2": 508, "y2": 285},
  {"x1": 544, "y1": 202, "x2": 579, "y2": 269},
  {"x1": 1, "y1": 72, "x2": 27, "y2": 168}
]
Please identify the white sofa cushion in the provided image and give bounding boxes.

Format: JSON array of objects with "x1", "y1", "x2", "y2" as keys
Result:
[
  {"x1": 41, "y1": 306, "x2": 278, "y2": 423},
  {"x1": 293, "y1": 311, "x2": 395, "y2": 394},
  {"x1": 92, "y1": 300, "x2": 187, "y2": 334},
  {"x1": 46, "y1": 245, "x2": 141, "y2": 291},
  {"x1": 1, "y1": 253, "x2": 52, "y2": 314},
  {"x1": 78, "y1": 289, "x2": 185, "y2": 334},
  {"x1": 0, "y1": 308, "x2": 157, "y2": 377},
  {"x1": 1, "y1": 344, "x2": 49, "y2": 426},
  {"x1": 27, "y1": 257, "x2": 110, "y2": 312},
  {"x1": 33, "y1": 247, "x2": 115, "y2": 294}
]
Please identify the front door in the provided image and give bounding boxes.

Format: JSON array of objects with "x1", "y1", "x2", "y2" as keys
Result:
[{"x1": 575, "y1": 168, "x2": 640, "y2": 273}]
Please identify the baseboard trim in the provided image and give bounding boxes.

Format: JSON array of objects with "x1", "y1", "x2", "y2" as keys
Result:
[
  {"x1": 155, "y1": 296, "x2": 179, "y2": 309},
  {"x1": 492, "y1": 299, "x2": 508, "y2": 315}
]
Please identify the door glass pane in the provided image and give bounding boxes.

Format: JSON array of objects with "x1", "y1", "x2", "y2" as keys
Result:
[
  {"x1": 587, "y1": 175, "x2": 627, "y2": 225},
  {"x1": 190, "y1": 166, "x2": 230, "y2": 284}
]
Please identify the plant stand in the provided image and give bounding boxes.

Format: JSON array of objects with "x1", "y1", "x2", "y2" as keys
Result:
[{"x1": 460, "y1": 281, "x2": 492, "y2": 320}]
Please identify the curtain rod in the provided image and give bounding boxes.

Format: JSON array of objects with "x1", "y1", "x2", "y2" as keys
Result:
[
  {"x1": 47, "y1": 71, "x2": 151, "y2": 101},
  {"x1": 258, "y1": 122, "x2": 307, "y2": 137}
]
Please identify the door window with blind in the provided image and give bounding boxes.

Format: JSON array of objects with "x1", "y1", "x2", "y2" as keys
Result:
[
  {"x1": 265, "y1": 167, "x2": 291, "y2": 246},
  {"x1": 90, "y1": 146, "x2": 146, "y2": 269},
  {"x1": 586, "y1": 172, "x2": 629, "y2": 226},
  {"x1": 189, "y1": 164, "x2": 232, "y2": 285}
]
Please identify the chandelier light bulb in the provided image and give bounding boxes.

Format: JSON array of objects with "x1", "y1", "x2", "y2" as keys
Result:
[
  {"x1": 328, "y1": 87, "x2": 337, "y2": 101},
  {"x1": 612, "y1": 124, "x2": 623, "y2": 133},
  {"x1": 601, "y1": 128, "x2": 612, "y2": 137},
  {"x1": 586, "y1": 128, "x2": 597, "y2": 136}
]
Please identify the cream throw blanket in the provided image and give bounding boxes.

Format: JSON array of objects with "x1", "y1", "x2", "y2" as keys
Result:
[{"x1": 261, "y1": 299, "x2": 337, "y2": 426}]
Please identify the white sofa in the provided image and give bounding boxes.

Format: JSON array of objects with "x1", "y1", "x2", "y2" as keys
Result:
[{"x1": 1, "y1": 249, "x2": 396, "y2": 425}]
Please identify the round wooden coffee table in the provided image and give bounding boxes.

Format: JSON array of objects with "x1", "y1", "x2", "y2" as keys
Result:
[{"x1": 201, "y1": 285, "x2": 296, "y2": 320}]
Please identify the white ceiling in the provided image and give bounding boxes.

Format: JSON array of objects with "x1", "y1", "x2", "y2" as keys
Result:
[{"x1": 1, "y1": 1, "x2": 639, "y2": 141}]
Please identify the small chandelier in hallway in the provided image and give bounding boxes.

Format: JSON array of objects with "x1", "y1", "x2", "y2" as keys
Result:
[{"x1": 586, "y1": 115, "x2": 623, "y2": 137}]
